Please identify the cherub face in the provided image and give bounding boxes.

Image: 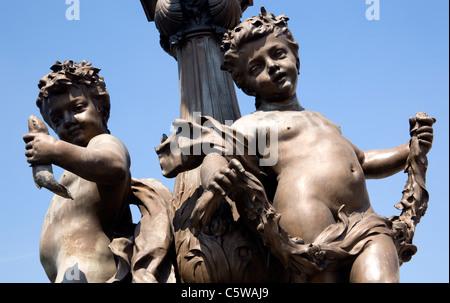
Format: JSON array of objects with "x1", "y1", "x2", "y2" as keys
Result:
[
  {"x1": 240, "y1": 33, "x2": 299, "y2": 102},
  {"x1": 45, "y1": 87, "x2": 107, "y2": 146}
]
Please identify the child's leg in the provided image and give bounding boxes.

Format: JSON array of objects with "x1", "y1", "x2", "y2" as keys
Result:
[{"x1": 349, "y1": 234, "x2": 399, "y2": 283}]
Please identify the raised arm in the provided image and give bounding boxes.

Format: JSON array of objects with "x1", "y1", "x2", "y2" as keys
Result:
[{"x1": 25, "y1": 133, "x2": 130, "y2": 185}]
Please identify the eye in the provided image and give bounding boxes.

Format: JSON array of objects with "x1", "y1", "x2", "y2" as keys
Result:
[
  {"x1": 249, "y1": 63, "x2": 262, "y2": 76},
  {"x1": 273, "y1": 48, "x2": 287, "y2": 59},
  {"x1": 74, "y1": 103, "x2": 86, "y2": 113}
]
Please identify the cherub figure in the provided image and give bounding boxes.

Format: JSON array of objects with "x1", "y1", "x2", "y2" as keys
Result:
[
  {"x1": 24, "y1": 61, "x2": 175, "y2": 283},
  {"x1": 157, "y1": 8, "x2": 435, "y2": 282}
]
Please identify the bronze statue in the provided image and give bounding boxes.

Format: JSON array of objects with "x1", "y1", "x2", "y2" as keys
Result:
[
  {"x1": 24, "y1": 60, "x2": 175, "y2": 283},
  {"x1": 24, "y1": 4, "x2": 436, "y2": 283},
  {"x1": 156, "y1": 8, "x2": 435, "y2": 282}
]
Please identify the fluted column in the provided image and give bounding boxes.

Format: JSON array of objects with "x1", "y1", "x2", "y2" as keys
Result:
[
  {"x1": 144, "y1": 0, "x2": 252, "y2": 122},
  {"x1": 177, "y1": 34, "x2": 240, "y2": 121}
]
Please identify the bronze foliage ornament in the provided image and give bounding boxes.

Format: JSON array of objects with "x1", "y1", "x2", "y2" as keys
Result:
[
  {"x1": 389, "y1": 111, "x2": 437, "y2": 264},
  {"x1": 148, "y1": 0, "x2": 253, "y2": 56}
]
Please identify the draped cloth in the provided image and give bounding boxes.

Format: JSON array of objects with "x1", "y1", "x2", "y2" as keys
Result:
[
  {"x1": 108, "y1": 178, "x2": 176, "y2": 283},
  {"x1": 155, "y1": 115, "x2": 395, "y2": 278},
  {"x1": 227, "y1": 168, "x2": 394, "y2": 278}
]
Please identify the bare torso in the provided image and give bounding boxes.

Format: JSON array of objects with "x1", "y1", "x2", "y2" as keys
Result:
[
  {"x1": 233, "y1": 110, "x2": 372, "y2": 242},
  {"x1": 39, "y1": 169, "x2": 130, "y2": 282}
]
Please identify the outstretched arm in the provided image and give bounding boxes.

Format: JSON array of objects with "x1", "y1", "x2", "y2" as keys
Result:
[
  {"x1": 24, "y1": 133, "x2": 130, "y2": 185},
  {"x1": 357, "y1": 143, "x2": 409, "y2": 179},
  {"x1": 352, "y1": 115, "x2": 434, "y2": 179}
]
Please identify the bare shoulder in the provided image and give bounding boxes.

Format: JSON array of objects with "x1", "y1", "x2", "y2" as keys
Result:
[
  {"x1": 232, "y1": 111, "x2": 274, "y2": 129},
  {"x1": 304, "y1": 110, "x2": 342, "y2": 131},
  {"x1": 88, "y1": 134, "x2": 127, "y2": 149},
  {"x1": 232, "y1": 113, "x2": 257, "y2": 127},
  {"x1": 88, "y1": 134, "x2": 130, "y2": 159},
  {"x1": 231, "y1": 113, "x2": 264, "y2": 139},
  {"x1": 301, "y1": 109, "x2": 328, "y2": 119}
]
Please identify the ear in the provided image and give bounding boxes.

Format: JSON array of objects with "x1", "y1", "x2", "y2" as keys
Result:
[{"x1": 296, "y1": 57, "x2": 300, "y2": 75}]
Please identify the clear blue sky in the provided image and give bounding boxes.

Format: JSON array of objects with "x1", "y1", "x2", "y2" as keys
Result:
[{"x1": 0, "y1": 0, "x2": 448, "y2": 283}]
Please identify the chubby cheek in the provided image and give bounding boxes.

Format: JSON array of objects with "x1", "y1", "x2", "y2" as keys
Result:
[
  {"x1": 281, "y1": 59, "x2": 299, "y2": 76},
  {"x1": 251, "y1": 74, "x2": 271, "y2": 91},
  {"x1": 51, "y1": 125, "x2": 66, "y2": 141},
  {"x1": 75, "y1": 112, "x2": 98, "y2": 129}
]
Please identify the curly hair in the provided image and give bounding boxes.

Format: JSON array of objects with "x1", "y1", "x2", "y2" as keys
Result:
[
  {"x1": 36, "y1": 60, "x2": 110, "y2": 128},
  {"x1": 221, "y1": 7, "x2": 300, "y2": 99}
]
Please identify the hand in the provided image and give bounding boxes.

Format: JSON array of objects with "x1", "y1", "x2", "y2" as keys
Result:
[
  {"x1": 191, "y1": 158, "x2": 246, "y2": 235},
  {"x1": 409, "y1": 114, "x2": 435, "y2": 155},
  {"x1": 206, "y1": 158, "x2": 246, "y2": 197},
  {"x1": 23, "y1": 132, "x2": 58, "y2": 165}
]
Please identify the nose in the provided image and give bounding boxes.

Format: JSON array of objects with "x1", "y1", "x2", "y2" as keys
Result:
[
  {"x1": 267, "y1": 59, "x2": 279, "y2": 76},
  {"x1": 63, "y1": 112, "x2": 77, "y2": 128}
]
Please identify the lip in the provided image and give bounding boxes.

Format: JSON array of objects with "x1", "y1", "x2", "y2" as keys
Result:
[{"x1": 272, "y1": 72, "x2": 286, "y2": 84}]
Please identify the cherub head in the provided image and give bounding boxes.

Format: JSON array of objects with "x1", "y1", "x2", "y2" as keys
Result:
[
  {"x1": 36, "y1": 60, "x2": 111, "y2": 146},
  {"x1": 222, "y1": 7, "x2": 300, "y2": 108}
]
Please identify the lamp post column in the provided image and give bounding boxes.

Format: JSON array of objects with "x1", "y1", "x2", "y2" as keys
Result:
[{"x1": 141, "y1": 0, "x2": 275, "y2": 283}]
